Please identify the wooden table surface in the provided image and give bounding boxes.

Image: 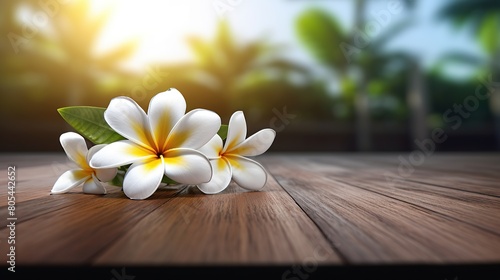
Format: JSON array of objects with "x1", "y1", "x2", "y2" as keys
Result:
[{"x1": 1, "y1": 153, "x2": 499, "y2": 277}]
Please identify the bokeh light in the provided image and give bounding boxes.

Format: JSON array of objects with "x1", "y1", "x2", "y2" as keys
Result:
[{"x1": 1, "y1": 0, "x2": 499, "y2": 152}]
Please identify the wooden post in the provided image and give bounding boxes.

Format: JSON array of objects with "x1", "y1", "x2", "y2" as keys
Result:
[{"x1": 407, "y1": 58, "x2": 428, "y2": 148}]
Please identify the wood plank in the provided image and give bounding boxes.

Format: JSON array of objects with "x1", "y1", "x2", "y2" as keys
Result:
[
  {"x1": 0, "y1": 186, "x2": 181, "y2": 264},
  {"x1": 2, "y1": 152, "x2": 500, "y2": 267},
  {"x1": 0, "y1": 156, "x2": 262, "y2": 265},
  {"x1": 94, "y1": 176, "x2": 341, "y2": 265},
  {"x1": 264, "y1": 157, "x2": 500, "y2": 263},
  {"x1": 267, "y1": 155, "x2": 500, "y2": 234},
  {"x1": 279, "y1": 154, "x2": 500, "y2": 197},
  {"x1": 0, "y1": 154, "x2": 75, "y2": 206},
  {"x1": 342, "y1": 178, "x2": 500, "y2": 235},
  {"x1": 0, "y1": 187, "x2": 124, "y2": 223},
  {"x1": 0, "y1": 154, "x2": 341, "y2": 265},
  {"x1": 357, "y1": 153, "x2": 500, "y2": 189}
]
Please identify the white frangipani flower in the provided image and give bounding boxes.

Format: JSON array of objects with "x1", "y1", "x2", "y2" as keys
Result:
[
  {"x1": 90, "y1": 88, "x2": 221, "y2": 200},
  {"x1": 51, "y1": 132, "x2": 117, "y2": 195},
  {"x1": 197, "y1": 111, "x2": 276, "y2": 194}
]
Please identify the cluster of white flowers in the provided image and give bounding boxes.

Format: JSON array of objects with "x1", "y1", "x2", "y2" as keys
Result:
[{"x1": 51, "y1": 89, "x2": 276, "y2": 200}]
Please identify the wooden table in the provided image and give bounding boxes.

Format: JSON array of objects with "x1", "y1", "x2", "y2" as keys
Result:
[{"x1": 1, "y1": 153, "x2": 499, "y2": 279}]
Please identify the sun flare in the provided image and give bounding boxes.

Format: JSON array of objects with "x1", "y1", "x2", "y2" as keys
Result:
[{"x1": 90, "y1": 0, "x2": 216, "y2": 70}]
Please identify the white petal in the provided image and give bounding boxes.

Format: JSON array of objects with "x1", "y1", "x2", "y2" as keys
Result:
[
  {"x1": 148, "y1": 88, "x2": 187, "y2": 151},
  {"x1": 94, "y1": 167, "x2": 117, "y2": 182},
  {"x1": 163, "y1": 148, "x2": 212, "y2": 184},
  {"x1": 198, "y1": 135, "x2": 223, "y2": 159},
  {"x1": 166, "y1": 109, "x2": 221, "y2": 150},
  {"x1": 223, "y1": 111, "x2": 247, "y2": 152},
  {"x1": 226, "y1": 155, "x2": 268, "y2": 191},
  {"x1": 123, "y1": 157, "x2": 165, "y2": 200},
  {"x1": 82, "y1": 174, "x2": 107, "y2": 194},
  {"x1": 86, "y1": 144, "x2": 106, "y2": 162},
  {"x1": 87, "y1": 144, "x2": 118, "y2": 181},
  {"x1": 90, "y1": 140, "x2": 155, "y2": 168},
  {"x1": 60, "y1": 132, "x2": 89, "y2": 169},
  {"x1": 104, "y1": 96, "x2": 154, "y2": 149},
  {"x1": 197, "y1": 158, "x2": 232, "y2": 194},
  {"x1": 51, "y1": 169, "x2": 90, "y2": 194},
  {"x1": 227, "y1": 128, "x2": 276, "y2": 157}
]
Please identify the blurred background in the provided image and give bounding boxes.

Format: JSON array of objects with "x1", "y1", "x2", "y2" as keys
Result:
[{"x1": 1, "y1": 0, "x2": 499, "y2": 152}]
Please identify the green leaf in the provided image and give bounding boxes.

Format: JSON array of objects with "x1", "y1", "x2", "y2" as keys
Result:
[
  {"x1": 58, "y1": 106, "x2": 125, "y2": 144},
  {"x1": 217, "y1": 124, "x2": 228, "y2": 140},
  {"x1": 109, "y1": 171, "x2": 125, "y2": 187},
  {"x1": 478, "y1": 13, "x2": 499, "y2": 55},
  {"x1": 161, "y1": 175, "x2": 178, "y2": 185},
  {"x1": 110, "y1": 166, "x2": 179, "y2": 187},
  {"x1": 295, "y1": 9, "x2": 347, "y2": 68},
  {"x1": 109, "y1": 165, "x2": 130, "y2": 187}
]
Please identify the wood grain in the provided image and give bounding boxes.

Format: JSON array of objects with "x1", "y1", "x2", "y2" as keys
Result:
[
  {"x1": 94, "y1": 180, "x2": 340, "y2": 265},
  {"x1": 262, "y1": 154, "x2": 500, "y2": 263},
  {"x1": 1, "y1": 153, "x2": 499, "y2": 265},
  {"x1": 0, "y1": 154, "x2": 340, "y2": 265}
]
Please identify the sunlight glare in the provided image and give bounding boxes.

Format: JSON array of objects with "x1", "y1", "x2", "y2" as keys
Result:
[{"x1": 91, "y1": 0, "x2": 216, "y2": 71}]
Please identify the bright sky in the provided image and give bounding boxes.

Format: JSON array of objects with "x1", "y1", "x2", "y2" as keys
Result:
[{"x1": 92, "y1": 0, "x2": 483, "y2": 77}]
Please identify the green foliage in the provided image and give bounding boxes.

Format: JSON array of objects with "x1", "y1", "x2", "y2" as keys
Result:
[
  {"x1": 438, "y1": 0, "x2": 500, "y2": 56},
  {"x1": 426, "y1": 72, "x2": 492, "y2": 124},
  {"x1": 109, "y1": 166, "x2": 127, "y2": 187},
  {"x1": 295, "y1": 7, "x2": 414, "y2": 122},
  {"x1": 217, "y1": 124, "x2": 228, "y2": 140},
  {"x1": 161, "y1": 20, "x2": 314, "y2": 121},
  {"x1": 161, "y1": 176, "x2": 178, "y2": 185},
  {"x1": 110, "y1": 165, "x2": 179, "y2": 187},
  {"x1": 57, "y1": 106, "x2": 125, "y2": 144},
  {"x1": 479, "y1": 14, "x2": 499, "y2": 55},
  {"x1": 295, "y1": 9, "x2": 347, "y2": 69}
]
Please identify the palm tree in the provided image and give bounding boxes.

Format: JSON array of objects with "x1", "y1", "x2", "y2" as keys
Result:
[
  {"x1": 158, "y1": 20, "x2": 311, "y2": 122},
  {"x1": 24, "y1": 1, "x2": 138, "y2": 105},
  {"x1": 0, "y1": 1, "x2": 32, "y2": 121},
  {"x1": 438, "y1": 0, "x2": 500, "y2": 148},
  {"x1": 0, "y1": 1, "x2": 138, "y2": 151},
  {"x1": 295, "y1": 3, "x2": 416, "y2": 151}
]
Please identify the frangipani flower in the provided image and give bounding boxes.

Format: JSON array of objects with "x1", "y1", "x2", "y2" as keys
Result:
[
  {"x1": 51, "y1": 132, "x2": 117, "y2": 195},
  {"x1": 90, "y1": 88, "x2": 221, "y2": 200},
  {"x1": 197, "y1": 111, "x2": 276, "y2": 194}
]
